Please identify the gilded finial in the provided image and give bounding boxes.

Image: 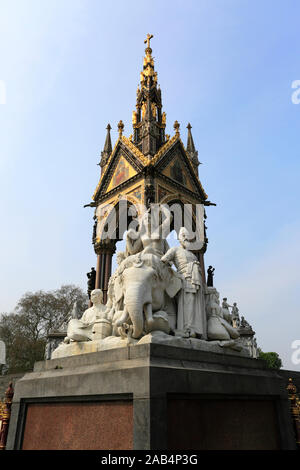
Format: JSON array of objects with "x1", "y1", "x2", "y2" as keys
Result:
[
  {"x1": 174, "y1": 120, "x2": 180, "y2": 136},
  {"x1": 118, "y1": 120, "x2": 124, "y2": 137},
  {"x1": 144, "y1": 33, "x2": 153, "y2": 51}
]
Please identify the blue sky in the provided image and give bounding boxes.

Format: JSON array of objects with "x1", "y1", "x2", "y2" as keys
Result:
[{"x1": 0, "y1": 0, "x2": 299, "y2": 370}]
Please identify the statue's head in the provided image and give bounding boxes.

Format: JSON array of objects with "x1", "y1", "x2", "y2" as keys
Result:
[
  {"x1": 90, "y1": 289, "x2": 103, "y2": 305},
  {"x1": 178, "y1": 227, "x2": 190, "y2": 247}
]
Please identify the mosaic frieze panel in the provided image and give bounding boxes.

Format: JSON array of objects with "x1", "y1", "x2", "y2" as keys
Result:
[{"x1": 105, "y1": 156, "x2": 137, "y2": 193}]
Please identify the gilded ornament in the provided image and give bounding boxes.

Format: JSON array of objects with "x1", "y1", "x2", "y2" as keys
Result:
[
  {"x1": 151, "y1": 103, "x2": 156, "y2": 118},
  {"x1": 144, "y1": 33, "x2": 153, "y2": 49},
  {"x1": 173, "y1": 120, "x2": 180, "y2": 135},
  {"x1": 132, "y1": 110, "x2": 138, "y2": 125},
  {"x1": 121, "y1": 135, "x2": 149, "y2": 165},
  {"x1": 118, "y1": 120, "x2": 124, "y2": 136}
]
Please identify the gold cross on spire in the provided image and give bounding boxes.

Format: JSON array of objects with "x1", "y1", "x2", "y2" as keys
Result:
[{"x1": 144, "y1": 33, "x2": 153, "y2": 49}]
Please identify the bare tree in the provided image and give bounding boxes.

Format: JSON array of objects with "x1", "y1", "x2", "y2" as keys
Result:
[{"x1": 0, "y1": 285, "x2": 88, "y2": 372}]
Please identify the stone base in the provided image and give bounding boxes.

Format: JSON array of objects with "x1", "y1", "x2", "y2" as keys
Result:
[
  {"x1": 6, "y1": 343, "x2": 297, "y2": 450},
  {"x1": 51, "y1": 331, "x2": 250, "y2": 359}
]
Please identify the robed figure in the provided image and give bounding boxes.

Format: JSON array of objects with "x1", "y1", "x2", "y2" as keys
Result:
[{"x1": 161, "y1": 228, "x2": 207, "y2": 339}]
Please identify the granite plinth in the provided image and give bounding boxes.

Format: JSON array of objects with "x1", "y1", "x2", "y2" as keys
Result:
[{"x1": 6, "y1": 343, "x2": 297, "y2": 450}]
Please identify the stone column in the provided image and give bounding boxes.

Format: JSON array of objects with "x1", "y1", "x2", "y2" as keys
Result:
[
  {"x1": 100, "y1": 253, "x2": 106, "y2": 290},
  {"x1": 94, "y1": 240, "x2": 116, "y2": 304},
  {"x1": 95, "y1": 253, "x2": 102, "y2": 290},
  {"x1": 103, "y1": 252, "x2": 113, "y2": 304}
]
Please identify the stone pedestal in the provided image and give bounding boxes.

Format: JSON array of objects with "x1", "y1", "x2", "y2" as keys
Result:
[{"x1": 6, "y1": 344, "x2": 297, "y2": 450}]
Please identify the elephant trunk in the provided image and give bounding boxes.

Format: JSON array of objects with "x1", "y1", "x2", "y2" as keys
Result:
[
  {"x1": 125, "y1": 303, "x2": 144, "y2": 339},
  {"x1": 125, "y1": 285, "x2": 150, "y2": 339}
]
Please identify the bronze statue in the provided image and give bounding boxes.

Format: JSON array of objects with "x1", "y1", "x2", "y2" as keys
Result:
[
  {"x1": 87, "y1": 267, "x2": 96, "y2": 298},
  {"x1": 207, "y1": 265, "x2": 215, "y2": 287}
]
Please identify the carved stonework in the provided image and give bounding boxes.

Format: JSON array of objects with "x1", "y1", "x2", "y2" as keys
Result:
[{"x1": 52, "y1": 217, "x2": 252, "y2": 362}]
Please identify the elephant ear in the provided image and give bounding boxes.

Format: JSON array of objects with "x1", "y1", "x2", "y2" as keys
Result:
[
  {"x1": 165, "y1": 270, "x2": 182, "y2": 298},
  {"x1": 113, "y1": 275, "x2": 123, "y2": 304}
]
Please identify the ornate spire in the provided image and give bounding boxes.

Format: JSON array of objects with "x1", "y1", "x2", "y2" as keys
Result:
[
  {"x1": 100, "y1": 123, "x2": 112, "y2": 169},
  {"x1": 186, "y1": 123, "x2": 195, "y2": 153},
  {"x1": 132, "y1": 34, "x2": 166, "y2": 157},
  {"x1": 186, "y1": 123, "x2": 200, "y2": 170}
]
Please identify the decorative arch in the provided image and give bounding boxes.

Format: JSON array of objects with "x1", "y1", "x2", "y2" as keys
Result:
[{"x1": 94, "y1": 197, "x2": 144, "y2": 303}]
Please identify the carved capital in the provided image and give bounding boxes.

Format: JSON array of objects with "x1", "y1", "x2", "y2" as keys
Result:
[{"x1": 94, "y1": 238, "x2": 116, "y2": 255}]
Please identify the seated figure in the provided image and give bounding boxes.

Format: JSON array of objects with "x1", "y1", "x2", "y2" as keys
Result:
[
  {"x1": 64, "y1": 289, "x2": 107, "y2": 343},
  {"x1": 205, "y1": 287, "x2": 240, "y2": 342}
]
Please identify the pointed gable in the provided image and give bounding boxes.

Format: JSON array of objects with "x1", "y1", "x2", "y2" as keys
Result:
[
  {"x1": 153, "y1": 137, "x2": 207, "y2": 200},
  {"x1": 92, "y1": 138, "x2": 145, "y2": 201},
  {"x1": 162, "y1": 155, "x2": 195, "y2": 192}
]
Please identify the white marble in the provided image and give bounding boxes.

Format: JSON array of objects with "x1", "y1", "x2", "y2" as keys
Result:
[
  {"x1": 51, "y1": 330, "x2": 250, "y2": 359},
  {"x1": 64, "y1": 289, "x2": 109, "y2": 343},
  {"x1": 51, "y1": 223, "x2": 255, "y2": 361},
  {"x1": 205, "y1": 287, "x2": 240, "y2": 344},
  {"x1": 113, "y1": 251, "x2": 181, "y2": 339},
  {"x1": 161, "y1": 227, "x2": 206, "y2": 339},
  {"x1": 231, "y1": 303, "x2": 240, "y2": 328}
]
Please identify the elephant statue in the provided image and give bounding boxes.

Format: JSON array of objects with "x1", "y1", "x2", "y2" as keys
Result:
[{"x1": 112, "y1": 252, "x2": 181, "y2": 339}]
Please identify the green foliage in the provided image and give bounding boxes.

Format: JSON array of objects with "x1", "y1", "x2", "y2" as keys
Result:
[
  {"x1": 0, "y1": 285, "x2": 88, "y2": 373},
  {"x1": 258, "y1": 351, "x2": 283, "y2": 370}
]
